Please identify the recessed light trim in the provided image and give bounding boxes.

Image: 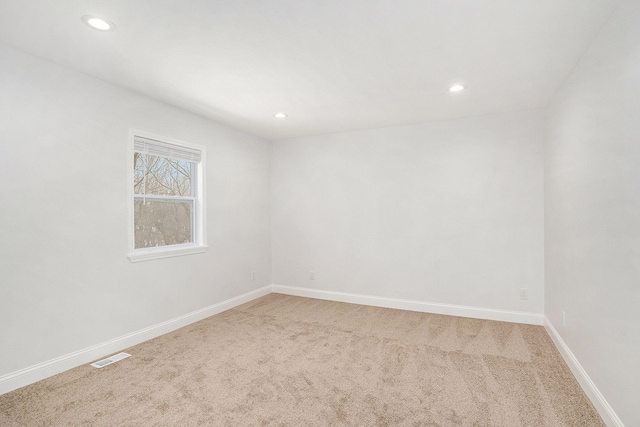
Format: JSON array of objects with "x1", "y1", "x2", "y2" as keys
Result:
[
  {"x1": 449, "y1": 84, "x2": 465, "y2": 93},
  {"x1": 274, "y1": 113, "x2": 288, "y2": 119},
  {"x1": 82, "y1": 15, "x2": 116, "y2": 32}
]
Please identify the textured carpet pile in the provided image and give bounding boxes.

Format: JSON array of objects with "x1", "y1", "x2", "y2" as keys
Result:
[{"x1": 0, "y1": 294, "x2": 604, "y2": 426}]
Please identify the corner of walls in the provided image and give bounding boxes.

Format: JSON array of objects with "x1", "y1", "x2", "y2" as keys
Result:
[{"x1": 542, "y1": 1, "x2": 639, "y2": 425}]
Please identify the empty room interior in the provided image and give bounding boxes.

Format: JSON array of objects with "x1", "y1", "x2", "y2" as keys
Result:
[{"x1": 0, "y1": 0, "x2": 638, "y2": 426}]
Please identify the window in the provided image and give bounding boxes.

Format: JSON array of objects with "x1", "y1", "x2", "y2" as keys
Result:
[{"x1": 128, "y1": 132, "x2": 206, "y2": 261}]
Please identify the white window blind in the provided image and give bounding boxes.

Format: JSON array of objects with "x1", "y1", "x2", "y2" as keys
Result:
[{"x1": 134, "y1": 136, "x2": 202, "y2": 163}]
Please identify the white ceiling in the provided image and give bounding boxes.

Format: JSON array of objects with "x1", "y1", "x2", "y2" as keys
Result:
[{"x1": 0, "y1": 0, "x2": 621, "y2": 140}]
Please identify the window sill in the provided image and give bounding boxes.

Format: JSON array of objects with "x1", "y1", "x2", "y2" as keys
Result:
[{"x1": 127, "y1": 245, "x2": 208, "y2": 263}]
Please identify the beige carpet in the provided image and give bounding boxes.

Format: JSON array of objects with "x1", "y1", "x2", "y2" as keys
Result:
[{"x1": 0, "y1": 294, "x2": 604, "y2": 426}]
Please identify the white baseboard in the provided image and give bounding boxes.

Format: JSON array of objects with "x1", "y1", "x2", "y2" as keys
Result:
[
  {"x1": 544, "y1": 317, "x2": 624, "y2": 427},
  {"x1": 0, "y1": 285, "x2": 272, "y2": 396},
  {"x1": 271, "y1": 284, "x2": 544, "y2": 325}
]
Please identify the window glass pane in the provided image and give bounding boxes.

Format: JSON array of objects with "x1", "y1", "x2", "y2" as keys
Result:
[
  {"x1": 134, "y1": 153, "x2": 192, "y2": 196},
  {"x1": 134, "y1": 199, "x2": 193, "y2": 249}
]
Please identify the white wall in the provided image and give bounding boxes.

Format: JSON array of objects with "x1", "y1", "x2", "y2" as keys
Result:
[
  {"x1": 545, "y1": 1, "x2": 640, "y2": 425},
  {"x1": 0, "y1": 44, "x2": 271, "y2": 377},
  {"x1": 3, "y1": 4, "x2": 635, "y2": 420},
  {"x1": 271, "y1": 110, "x2": 545, "y2": 315}
]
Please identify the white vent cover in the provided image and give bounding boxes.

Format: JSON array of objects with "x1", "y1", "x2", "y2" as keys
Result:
[{"x1": 90, "y1": 352, "x2": 131, "y2": 368}]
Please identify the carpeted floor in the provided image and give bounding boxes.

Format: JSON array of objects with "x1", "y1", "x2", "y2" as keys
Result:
[{"x1": 0, "y1": 294, "x2": 604, "y2": 426}]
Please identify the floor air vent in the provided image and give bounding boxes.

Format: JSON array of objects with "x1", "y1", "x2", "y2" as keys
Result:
[{"x1": 90, "y1": 352, "x2": 131, "y2": 368}]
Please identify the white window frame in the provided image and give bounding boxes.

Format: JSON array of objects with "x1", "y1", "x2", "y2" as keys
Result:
[{"x1": 127, "y1": 130, "x2": 207, "y2": 262}]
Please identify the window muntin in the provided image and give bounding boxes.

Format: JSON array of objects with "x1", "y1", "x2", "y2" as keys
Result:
[{"x1": 129, "y1": 133, "x2": 205, "y2": 260}]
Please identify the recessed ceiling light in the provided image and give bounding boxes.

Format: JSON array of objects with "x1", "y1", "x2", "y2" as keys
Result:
[
  {"x1": 274, "y1": 113, "x2": 288, "y2": 118},
  {"x1": 82, "y1": 15, "x2": 116, "y2": 32},
  {"x1": 449, "y1": 84, "x2": 465, "y2": 93}
]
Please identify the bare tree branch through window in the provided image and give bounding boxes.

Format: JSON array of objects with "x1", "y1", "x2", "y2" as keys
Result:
[{"x1": 133, "y1": 153, "x2": 193, "y2": 249}]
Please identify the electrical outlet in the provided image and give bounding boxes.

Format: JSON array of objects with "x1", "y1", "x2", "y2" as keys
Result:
[
  {"x1": 520, "y1": 288, "x2": 528, "y2": 300},
  {"x1": 252, "y1": 271, "x2": 256, "y2": 281},
  {"x1": 562, "y1": 311, "x2": 566, "y2": 327},
  {"x1": 310, "y1": 271, "x2": 316, "y2": 280}
]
